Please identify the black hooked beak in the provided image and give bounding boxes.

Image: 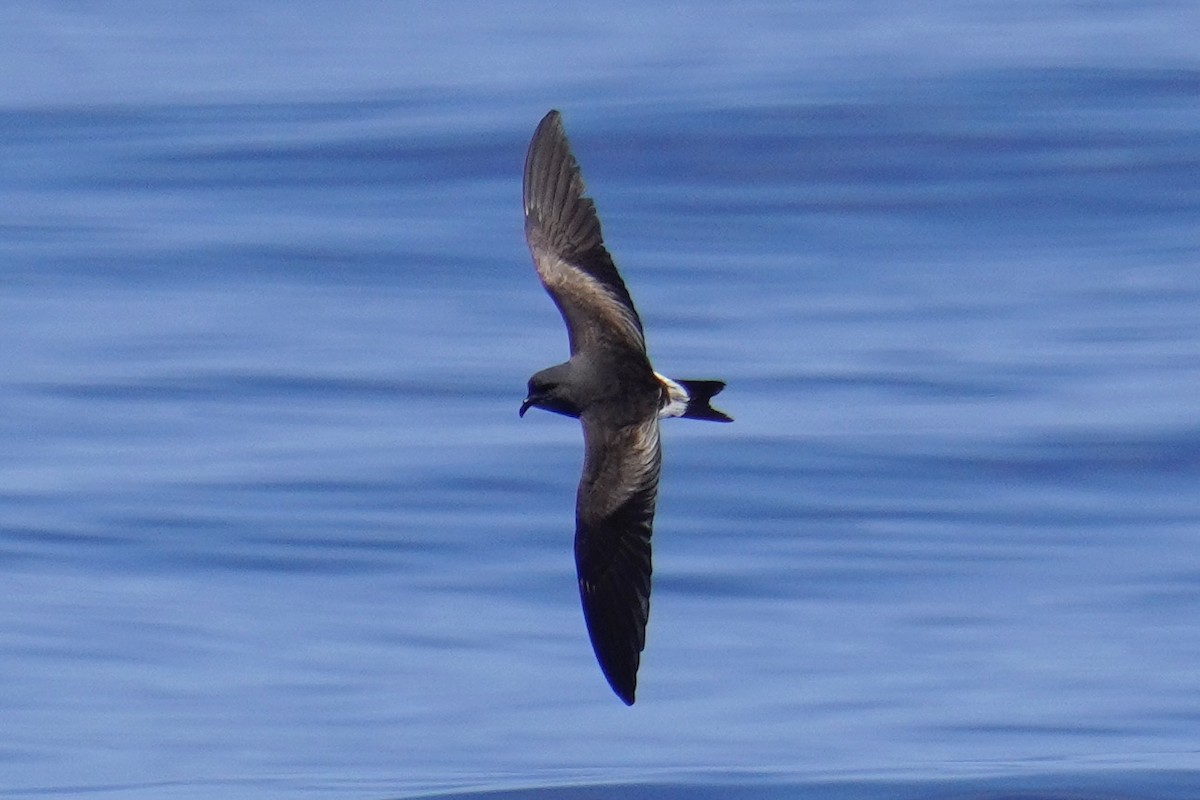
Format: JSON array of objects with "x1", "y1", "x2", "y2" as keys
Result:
[{"x1": 519, "y1": 396, "x2": 536, "y2": 417}]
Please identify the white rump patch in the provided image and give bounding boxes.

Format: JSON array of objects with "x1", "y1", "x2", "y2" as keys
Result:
[{"x1": 655, "y1": 372, "x2": 689, "y2": 419}]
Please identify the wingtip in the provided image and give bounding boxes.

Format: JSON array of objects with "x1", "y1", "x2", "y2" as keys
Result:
[
  {"x1": 524, "y1": 110, "x2": 574, "y2": 221},
  {"x1": 531, "y1": 109, "x2": 562, "y2": 147},
  {"x1": 591, "y1": 633, "x2": 641, "y2": 705},
  {"x1": 579, "y1": 572, "x2": 648, "y2": 707},
  {"x1": 605, "y1": 670, "x2": 637, "y2": 706}
]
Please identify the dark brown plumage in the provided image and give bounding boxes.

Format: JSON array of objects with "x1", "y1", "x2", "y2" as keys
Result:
[{"x1": 520, "y1": 110, "x2": 730, "y2": 704}]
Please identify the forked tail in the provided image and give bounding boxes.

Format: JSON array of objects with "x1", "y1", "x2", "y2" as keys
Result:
[{"x1": 657, "y1": 374, "x2": 733, "y2": 422}]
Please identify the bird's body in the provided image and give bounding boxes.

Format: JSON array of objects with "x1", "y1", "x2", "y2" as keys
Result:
[{"x1": 520, "y1": 110, "x2": 730, "y2": 705}]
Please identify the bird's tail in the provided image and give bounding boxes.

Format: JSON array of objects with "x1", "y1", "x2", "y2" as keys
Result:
[{"x1": 656, "y1": 374, "x2": 733, "y2": 422}]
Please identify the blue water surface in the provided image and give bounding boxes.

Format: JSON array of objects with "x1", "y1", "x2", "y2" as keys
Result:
[{"x1": 1, "y1": 2, "x2": 1199, "y2": 799}]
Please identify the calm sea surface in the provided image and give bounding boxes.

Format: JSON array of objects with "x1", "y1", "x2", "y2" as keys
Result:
[{"x1": 2, "y1": 3, "x2": 1199, "y2": 799}]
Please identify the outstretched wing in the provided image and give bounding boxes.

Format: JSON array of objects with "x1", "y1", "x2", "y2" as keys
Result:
[
  {"x1": 523, "y1": 110, "x2": 646, "y2": 357},
  {"x1": 574, "y1": 414, "x2": 661, "y2": 705}
]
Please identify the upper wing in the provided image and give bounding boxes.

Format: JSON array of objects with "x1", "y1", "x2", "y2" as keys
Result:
[
  {"x1": 574, "y1": 414, "x2": 661, "y2": 705},
  {"x1": 523, "y1": 110, "x2": 646, "y2": 357}
]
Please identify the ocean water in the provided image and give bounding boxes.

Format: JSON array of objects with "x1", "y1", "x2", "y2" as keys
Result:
[{"x1": 2, "y1": 2, "x2": 1199, "y2": 799}]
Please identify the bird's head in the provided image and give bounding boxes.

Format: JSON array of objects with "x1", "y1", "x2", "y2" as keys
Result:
[{"x1": 521, "y1": 365, "x2": 582, "y2": 419}]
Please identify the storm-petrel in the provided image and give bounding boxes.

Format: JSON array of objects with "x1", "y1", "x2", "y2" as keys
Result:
[{"x1": 519, "y1": 110, "x2": 731, "y2": 705}]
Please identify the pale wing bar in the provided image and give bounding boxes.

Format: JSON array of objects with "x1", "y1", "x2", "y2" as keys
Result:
[
  {"x1": 523, "y1": 110, "x2": 645, "y2": 356},
  {"x1": 575, "y1": 416, "x2": 661, "y2": 705}
]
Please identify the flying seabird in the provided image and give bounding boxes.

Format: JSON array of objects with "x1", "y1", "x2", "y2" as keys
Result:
[{"x1": 519, "y1": 110, "x2": 731, "y2": 705}]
